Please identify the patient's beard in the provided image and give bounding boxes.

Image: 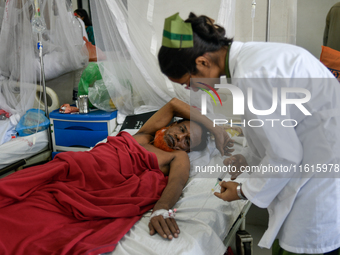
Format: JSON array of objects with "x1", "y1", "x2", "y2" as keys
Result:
[{"x1": 153, "y1": 128, "x2": 174, "y2": 152}]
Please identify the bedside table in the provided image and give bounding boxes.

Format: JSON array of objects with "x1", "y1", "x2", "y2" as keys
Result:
[{"x1": 49, "y1": 109, "x2": 117, "y2": 153}]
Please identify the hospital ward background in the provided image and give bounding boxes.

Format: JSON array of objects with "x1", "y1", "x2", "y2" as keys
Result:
[{"x1": 0, "y1": 0, "x2": 339, "y2": 255}]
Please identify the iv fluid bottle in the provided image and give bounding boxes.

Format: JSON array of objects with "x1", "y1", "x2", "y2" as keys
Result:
[
  {"x1": 32, "y1": 0, "x2": 46, "y2": 34},
  {"x1": 32, "y1": 17, "x2": 46, "y2": 34}
]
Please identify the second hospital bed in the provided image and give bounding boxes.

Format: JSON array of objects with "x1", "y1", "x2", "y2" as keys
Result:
[{"x1": 0, "y1": 83, "x2": 60, "y2": 175}]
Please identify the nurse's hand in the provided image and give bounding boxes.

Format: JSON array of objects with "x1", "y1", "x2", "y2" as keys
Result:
[
  {"x1": 211, "y1": 126, "x2": 234, "y2": 156},
  {"x1": 223, "y1": 154, "x2": 248, "y2": 180},
  {"x1": 214, "y1": 181, "x2": 240, "y2": 202}
]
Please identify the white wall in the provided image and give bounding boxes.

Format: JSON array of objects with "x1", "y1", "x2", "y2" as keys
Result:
[
  {"x1": 234, "y1": 0, "x2": 297, "y2": 44},
  {"x1": 72, "y1": 0, "x2": 78, "y2": 9},
  {"x1": 232, "y1": 0, "x2": 338, "y2": 58},
  {"x1": 77, "y1": 0, "x2": 339, "y2": 59},
  {"x1": 296, "y1": 0, "x2": 339, "y2": 58}
]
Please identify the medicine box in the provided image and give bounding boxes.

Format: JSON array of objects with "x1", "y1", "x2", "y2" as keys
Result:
[{"x1": 49, "y1": 109, "x2": 117, "y2": 152}]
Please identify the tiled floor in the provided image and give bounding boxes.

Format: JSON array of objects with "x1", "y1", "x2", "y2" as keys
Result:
[
  {"x1": 245, "y1": 224, "x2": 272, "y2": 255},
  {"x1": 228, "y1": 204, "x2": 272, "y2": 255}
]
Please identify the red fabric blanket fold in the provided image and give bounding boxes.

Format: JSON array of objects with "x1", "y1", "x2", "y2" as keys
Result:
[{"x1": 0, "y1": 132, "x2": 167, "y2": 255}]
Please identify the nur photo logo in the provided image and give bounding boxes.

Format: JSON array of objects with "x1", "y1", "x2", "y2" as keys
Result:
[{"x1": 197, "y1": 82, "x2": 312, "y2": 128}]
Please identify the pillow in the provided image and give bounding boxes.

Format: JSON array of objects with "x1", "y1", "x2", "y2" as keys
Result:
[{"x1": 119, "y1": 111, "x2": 157, "y2": 131}]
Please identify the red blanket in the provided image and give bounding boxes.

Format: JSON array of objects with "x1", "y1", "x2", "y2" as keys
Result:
[{"x1": 0, "y1": 132, "x2": 167, "y2": 255}]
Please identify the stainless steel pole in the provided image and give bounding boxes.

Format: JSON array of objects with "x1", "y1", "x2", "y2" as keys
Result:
[{"x1": 38, "y1": 33, "x2": 52, "y2": 151}]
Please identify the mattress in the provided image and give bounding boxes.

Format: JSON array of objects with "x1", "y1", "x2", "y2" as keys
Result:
[
  {"x1": 108, "y1": 177, "x2": 248, "y2": 255},
  {"x1": 0, "y1": 129, "x2": 49, "y2": 169}
]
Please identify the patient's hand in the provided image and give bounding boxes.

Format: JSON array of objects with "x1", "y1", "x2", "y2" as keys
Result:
[
  {"x1": 212, "y1": 125, "x2": 234, "y2": 156},
  {"x1": 223, "y1": 154, "x2": 248, "y2": 180},
  {"x1": 148, "y1": 211, "x2": 179, "y2": 240}
]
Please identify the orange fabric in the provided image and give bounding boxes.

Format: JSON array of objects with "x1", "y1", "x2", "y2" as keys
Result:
[
  {"x1": 320, "y1": 45, "x2": 340, "y2": 79},
  {"x1": 83, "y1": 37, "x2": 106, "y2": 62}
]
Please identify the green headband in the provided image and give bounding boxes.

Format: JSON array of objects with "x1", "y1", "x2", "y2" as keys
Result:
[{"x1": 162, "y1": 13, "x2": 193, "y2": 48}]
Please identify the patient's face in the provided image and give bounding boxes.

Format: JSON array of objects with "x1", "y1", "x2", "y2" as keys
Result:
[{"x1": 153, "y1": 120, "x2": 202, "y2": 152}]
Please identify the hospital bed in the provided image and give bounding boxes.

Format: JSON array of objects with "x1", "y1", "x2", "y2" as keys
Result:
[
  {"x1": 98, "y1": 88, "x2": 252, "y2": 255},
  {"x1": 1, "y1": 81, "x2": 253, "y2": 254},
  {"x1": 0, "y1": 0, "x2": 89, "y2": 177},
  {"x1": 0, "y1": 84, "x2": 59, "y2": 176},
  {"x1": 91, "y1": 125, "x2": 251, "y2": 255}
]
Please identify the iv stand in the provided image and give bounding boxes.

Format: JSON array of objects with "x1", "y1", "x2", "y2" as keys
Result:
[
  {"x1": 32, "y1": 0, "x2": 52, "y2": 151},
  {"x1": 37, "y1": 34, "x2": 52, "y2": 151}
]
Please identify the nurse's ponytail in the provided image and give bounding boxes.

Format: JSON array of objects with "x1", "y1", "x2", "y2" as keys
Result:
[
  {"x1": 158, "y1": 12, "x2": 233, "y2": 79},
  {"x1": 186, "y1": 13, "x2": 231, "y2": 48}
]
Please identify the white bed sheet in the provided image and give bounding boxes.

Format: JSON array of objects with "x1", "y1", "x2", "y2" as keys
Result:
[
  {"x1": 101, "y1": 127, "x2": 248, "y2": 255},
  {"x1": 108, "y1": 177, "x2": 248, "y2": 255},
  {"x1": 0, "y1": 130, "x2": 48, "y2": 169}
]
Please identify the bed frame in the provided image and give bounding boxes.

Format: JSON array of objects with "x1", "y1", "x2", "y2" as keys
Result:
[
  {"x1": 210, "y1": 85, "x2": 254, "y2": 253},
  {"x1": 0, "y1": 149, "x2": 52, "y2": 177},
  {"x1": 224, "y1": 201, "x2": 253, "y2": 254}
]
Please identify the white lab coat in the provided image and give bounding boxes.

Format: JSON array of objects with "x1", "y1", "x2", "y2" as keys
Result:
[
  {"x1": 229, "y1": 41, "x2": 340, "y2": 253},
  {"x1": 75, "y1": 17, "x2": 89, "y2": 41}
]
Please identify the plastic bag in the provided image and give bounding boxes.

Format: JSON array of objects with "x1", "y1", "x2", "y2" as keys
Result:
[
  {"x1": 78, "y1": 62, "x2": 117, "y2": 112},
  {"x1": 16, "y1": 109, "x2": 50, "y2": 136},
  {"x1": 88, "y1": 79, "x2": 117, "y2": 112},
  {"x1": 78, "y1": 62, "x2": 103, "y2": 108}
]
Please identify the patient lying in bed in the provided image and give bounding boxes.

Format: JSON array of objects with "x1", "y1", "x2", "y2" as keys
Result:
[{"x1": 0, "y1": 98, "x2": 233, "y2": 255}]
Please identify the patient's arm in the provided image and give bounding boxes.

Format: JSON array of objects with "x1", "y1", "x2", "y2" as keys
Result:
[
  {"x1": 148, "y1": 150, "x2": 190, "y2": 240},
  {"x1": 137, "y1": 97, "x2": 209, "y2": 135},
  {"x1": 137, "y1": 97, "x2": 233, "y2": 155},
  {"x1": 136, "y1": 97, "x2": 189, "y2": 136}
]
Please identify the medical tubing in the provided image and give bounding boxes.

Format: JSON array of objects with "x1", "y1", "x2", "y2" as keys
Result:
[
  {"x1": 180, "y1": 179, "x2": 243, "y2": 221},
  {"x1": 148, "y1": 189, "x2": 213, "y2": 223},
  {"x1": 251, "y1": 0, "x2": 256, "y2": 19},
  {"x1": 266, "y1": 0, "x2": 271, "y2": 42},
  {"x1": 175, "y1": 174, "x2": 227, "y2": 221},
  {"x1": 251, "y1": 0, "x2": 256, "y2": 41},
  {"x1": 30, "y1": 0, "x2": 47, "y2": 149},
  {"x1": 188, "y1": 189, "x2": 214, "y2": 219},
  {"x1": 150, "y1": 209, "x2": 176, "y2": 220},
  {"x1": 29, "y1": 34, "x2": 44, "y2": 151},
  {"x1": 176, "y1": 189, "x2": 215, "y2": 222}
]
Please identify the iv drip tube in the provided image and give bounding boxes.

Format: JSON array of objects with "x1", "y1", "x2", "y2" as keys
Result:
[
  {"x1": 251, "y1": 0, "x2": 256, "y2": 41},
  {"x1": 38, "y1": 35, "x2": 48, "y2": 119},
  {"x1": 266, "y1": 0, "x2": 271, "y2": 42}
]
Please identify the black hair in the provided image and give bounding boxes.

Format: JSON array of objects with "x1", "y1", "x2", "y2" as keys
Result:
[
  {"x1": 174, "y1": 119, "x2": 209, "y2": 152},
  {"x1": 158, "y1": 12, "x2": 233, "y2": 79},
  {"x1": 74, "y1": 8, "x2": 92, "y2": 27}
]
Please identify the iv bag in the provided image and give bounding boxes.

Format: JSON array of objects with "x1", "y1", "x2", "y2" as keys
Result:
[{"x1": 32, "y1": 0, "x2": 47, "y2": 34}]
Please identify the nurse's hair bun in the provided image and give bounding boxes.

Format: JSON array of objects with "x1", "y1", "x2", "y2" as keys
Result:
[
  {"x1": 158, "y1": 12, "x2": 233, "y2": 79},
  {"x1": 185, "y1": 12, "x2": 230, "y2": 47}
]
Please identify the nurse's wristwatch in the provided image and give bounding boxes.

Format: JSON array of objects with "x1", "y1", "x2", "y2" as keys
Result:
[{"x1": 236, "y1": 183, "x2": 247, "y2": 200}]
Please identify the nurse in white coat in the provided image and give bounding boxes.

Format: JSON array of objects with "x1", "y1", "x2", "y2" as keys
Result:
[{"x1": 158, "y1": 13, "x2": 340, "y2": 254}]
